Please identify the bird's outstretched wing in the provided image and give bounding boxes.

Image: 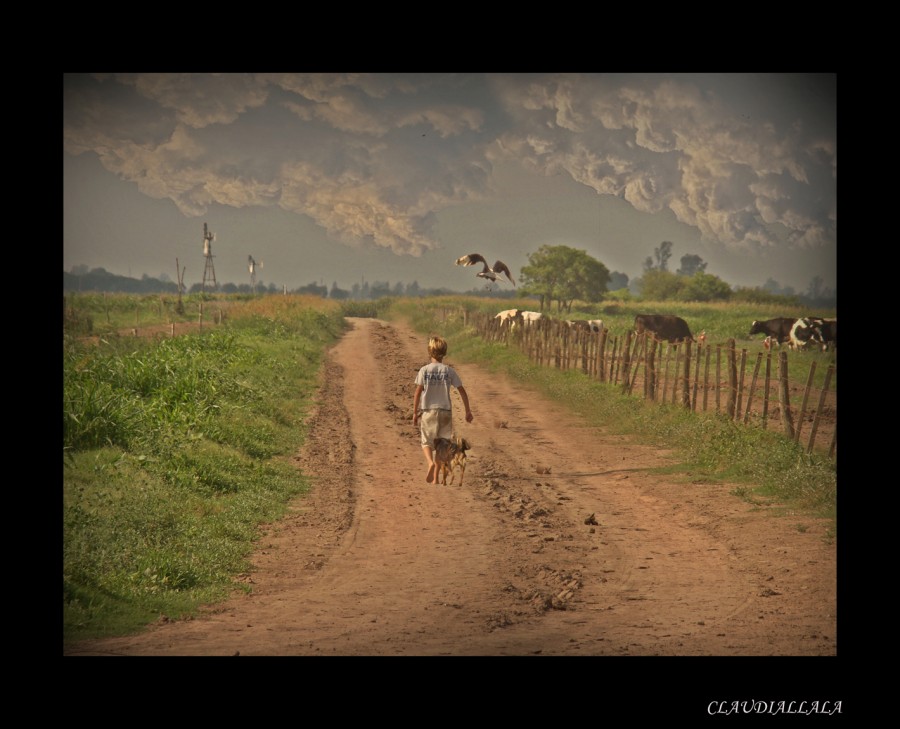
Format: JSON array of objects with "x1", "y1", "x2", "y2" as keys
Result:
[
  {"x1": 456, "y1": 253, "x2": 487, "y2": 267},
  {"x1": 493, "y1": 260, "x2": 516, "y2": 286}
]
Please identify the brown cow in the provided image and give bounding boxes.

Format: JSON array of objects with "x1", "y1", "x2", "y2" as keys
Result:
[{"x1": 634, "y1": 314, "x2": 694, "y2": 343}]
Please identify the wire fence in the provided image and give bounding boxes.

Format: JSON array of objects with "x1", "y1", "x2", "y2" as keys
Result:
[{"x1": 459, "y1": 309, "x2": 836, "y2": 459}]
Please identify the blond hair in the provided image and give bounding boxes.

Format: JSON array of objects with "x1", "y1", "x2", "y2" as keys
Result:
[{"x1": 428, "y1": 336, "x2": 448, "y2": 360}]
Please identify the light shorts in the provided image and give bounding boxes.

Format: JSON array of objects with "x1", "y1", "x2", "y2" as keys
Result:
[{"x1": 419, "y1": 408, "x2": 453, "y2": 448}]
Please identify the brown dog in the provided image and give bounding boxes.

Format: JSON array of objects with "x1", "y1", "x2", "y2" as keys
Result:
[{"x1": 433, "y1": 436, "x2": 471, "y2": 486}]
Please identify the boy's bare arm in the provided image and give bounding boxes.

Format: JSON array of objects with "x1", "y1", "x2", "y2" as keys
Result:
[
  {"x1": 413, "y1": 384, "x2": 424, "y2": 424},
  {"x1": 457, "y1": 386, "x2": 474, "y2": 422}
]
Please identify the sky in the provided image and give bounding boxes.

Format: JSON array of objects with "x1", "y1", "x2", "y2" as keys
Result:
[{"x1": 63, "y1": 73, "x2": 836, "y2": 296}]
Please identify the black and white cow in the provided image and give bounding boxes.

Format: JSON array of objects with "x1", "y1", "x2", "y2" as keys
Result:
[
  {"x1": 565, "y1": 319, "x2": 592, "y2": 331},
  {"x1": 790, "y1": 317, "x2": 837, "y2": 351},
  {"x1": 634, "y1": 314, "x2": 694, "y2": 343},
  {"x1": 748, "y1": 317, "x2": 797, "y2": 346}
]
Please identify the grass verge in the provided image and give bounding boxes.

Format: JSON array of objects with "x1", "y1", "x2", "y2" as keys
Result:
[{"x1": 63, "y1": 296, "x2": 346, "y2": 645}]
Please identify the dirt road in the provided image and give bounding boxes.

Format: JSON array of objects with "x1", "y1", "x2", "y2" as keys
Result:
[{"x1": 65, "y1": 317, "x2": 836, "y2": 657}]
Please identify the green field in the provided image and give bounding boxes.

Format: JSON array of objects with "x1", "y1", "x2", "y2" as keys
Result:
[{"x1": 63, "y1": 293, "x2": 836, "y2": 645}]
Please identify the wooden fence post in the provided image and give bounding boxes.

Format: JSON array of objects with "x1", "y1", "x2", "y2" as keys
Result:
[
  {"x1": 778, "y1": 351, "x2": 795, "y2": 440},
  {"x1": 734, "y1": 348, "x2": 747, "y2": 421},
  {"x1": 762, "y1": 352, "x2": 772, "y2": 428},
  {"x1": 646, "y1": 336, "x2": 657, "y2": 400},
  {"x1": 794, "y1": 362, "x2": 818, "y2": 444},
  {"x1": 620, "y1": 330, "x2": 634, "y2": 387},
  {"x1": 609, "y1": 337, "x2": 619, "y2": 383},
  {"x1": 681, "y1": 339, "x2": 692, "y2": 408},
  {"x1": 670, "y1": 345, "x2": 681, "y2": 405},
  {"x1": 715, "y1": 345, "x2": 722, "y2": 413},
  {"x1": 597, "y1": 329, "x2": 608, "y2": 382},
  {"x1": 807, "y1": 364, "x2": 835, "y2": 454},
  {"x1": 627, "y1": 335, "x2": 647, "y2": 395},
  {"x1": 702, "y1": 344, "x2": 711, "y2": 412},
  {"x1": 726, "y1": 339, "x2": 737, "y2": 419},
  {"x1": 743, "y1": 352, "x2": 764, "y2": 424},
  {"x1": 691, "y1": 342, "x2": 702, "y2": 411}
]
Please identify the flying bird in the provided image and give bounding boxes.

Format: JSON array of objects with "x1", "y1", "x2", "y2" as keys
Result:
[{"x1": 455, "y1": 253, "x2": 516, "y2": 286}]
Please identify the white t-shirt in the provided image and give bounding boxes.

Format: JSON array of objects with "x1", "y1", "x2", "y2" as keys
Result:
[{"x1": 415, "y1": 362, "x2": 463, "y2": 411}]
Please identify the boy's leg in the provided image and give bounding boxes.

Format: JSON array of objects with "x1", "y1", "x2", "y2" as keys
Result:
[
  {"x1": 423, "y1": 444, "x2": 436, "y2": 483},
  {"x1": 419, "y1": 410, "x2": 438, "y2": 483}
]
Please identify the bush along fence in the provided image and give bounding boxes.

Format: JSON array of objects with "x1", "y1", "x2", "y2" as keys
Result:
[{"x1": 464, "y1": 310, "x2": 836, "y2": 459}]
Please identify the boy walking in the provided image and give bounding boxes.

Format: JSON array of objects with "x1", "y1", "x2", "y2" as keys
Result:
[{"x1": 413, "y1": 335, "x2": 474, "y2": 484}]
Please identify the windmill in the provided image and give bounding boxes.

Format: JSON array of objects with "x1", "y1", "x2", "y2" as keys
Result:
[
  {"x1": 201, "y1": 222, "x2": 218, "y2": 292},
  {"x1": 248, "y1": 255, "x2": 263, "y2": 293}
]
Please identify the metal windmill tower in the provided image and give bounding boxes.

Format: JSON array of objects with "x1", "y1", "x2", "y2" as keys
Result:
[
  {"x1": 201, "y1": 222, "x2": 218, "y2": 292},
  {"x1": 248, "y1": 255, "x2": 263, "y2": 294}
]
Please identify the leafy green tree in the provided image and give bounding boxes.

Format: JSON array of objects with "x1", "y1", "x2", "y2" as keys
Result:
[
  {"x1": 519, "y1": 245, "x2": 610, "y2": 313},
  {"x1": 676, "y1": 254, "x2": 707, "y2": 277},
  {"x1": 637, "y1": 269, "x2": 684, "y2": 300},
  {"x1": 637, "y1": 269, "x2": 733, "y2": 301},
  {"x1": 678, "y1": 271, "x2": 732, "y2": 301},
  {"x1": 643, "y1": 240, "x2": 674, "y2": 272}
]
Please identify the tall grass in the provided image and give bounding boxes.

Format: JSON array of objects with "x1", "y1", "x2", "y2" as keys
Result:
[{"x1": 63, "y1": 296, "x2": 346, "y2": 645}]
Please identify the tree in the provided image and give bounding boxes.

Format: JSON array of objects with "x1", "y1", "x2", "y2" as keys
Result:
[
  {"x1": 609, "y1": 271, "x2": 629, "y2": 291},
  {"x1": 657, "y1": 241, "x2": 675, "y2": 271},
  {"x1": 296, "y1": 281, "x2": 328, "y2": 297},
  {"x1": 519, "y1": 245, "x2": 610, "y2": 313},
  {"x1": 642, "y1": 241, "x2": 673, "y2": 273},
  {"x1": 330, "y1": 281, "x2": 349, "y2": 300},
  {"x1": 636, "y1": 269, "x2": 732, "y2": 302},
  {"x1": 637, "y1": 269, "x2": 684, "y2": 300},
  {"x1": 676, "y1": 254, "x2": 707, "y2": 277},
  {"x1": 807, "y1": 276, "x2": 824, "y2": 301},
  {"x1": 678, "y1": 271, "x2": 732, "y2": 301}
]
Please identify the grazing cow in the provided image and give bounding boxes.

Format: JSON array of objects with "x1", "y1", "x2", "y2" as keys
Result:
[
  {"x1": 520, "y1": 311, "x2": 543, "y2": 326},
  {"x1": 820, "y1": 318, "x2": 837, "y2": 349},
  {"x1": 791, "y1": 317, "x2": 837, "y2": 351},
  {"x1": 565, "y1": 319, "x2": 592, "y2": 331},
  {"x1": 634, "y1": 314, "x2": 694, "y2": 343},
  {"x1": 494, "y1": 309, "x2": 520, "y2": 328},
  {"x1": 566, "y1": 318, "x2": 603, "y2": 333},
  {"x1": 748, "y1": 317, "x2": 797, "y2": 346}
]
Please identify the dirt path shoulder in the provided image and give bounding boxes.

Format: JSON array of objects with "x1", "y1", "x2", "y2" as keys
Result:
[{"x1": 66, "y1": 317, "x2": 837, "y2": 658}]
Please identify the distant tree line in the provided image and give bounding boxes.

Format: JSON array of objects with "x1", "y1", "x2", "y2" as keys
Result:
[
  {"x1": 62, "y1": 266, "x2": 515, "y2": 300},
  {"x1": 64, "y1": 242, "x2": 836, "y2": 308}
]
